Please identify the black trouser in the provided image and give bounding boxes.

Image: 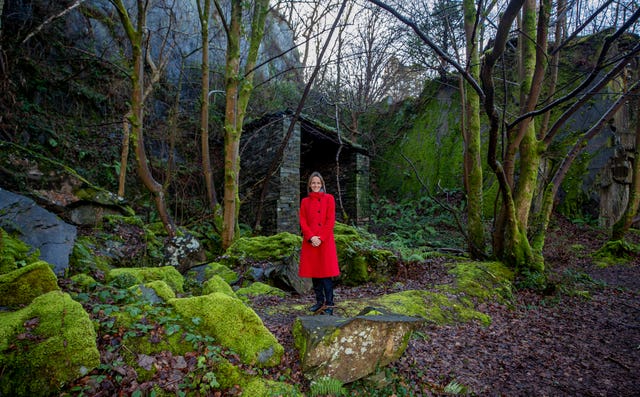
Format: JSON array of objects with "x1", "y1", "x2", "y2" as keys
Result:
[{"x1": 312, "y1": 277, "x2": 334, "y2": 306}]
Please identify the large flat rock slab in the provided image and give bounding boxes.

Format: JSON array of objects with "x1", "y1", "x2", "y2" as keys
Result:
[{"x1": 293, "y1": 312, "x2": 424, "y2": 383}]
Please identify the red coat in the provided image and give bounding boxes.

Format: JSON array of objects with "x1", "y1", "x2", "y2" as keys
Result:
[{"x1": 298, "y1": 191, "x2": 340, "y2": 278}]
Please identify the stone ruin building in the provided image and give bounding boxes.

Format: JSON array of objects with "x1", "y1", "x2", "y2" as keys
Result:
[{"x1": 239, "y1": 111, "x2": 370, "y2": 235}]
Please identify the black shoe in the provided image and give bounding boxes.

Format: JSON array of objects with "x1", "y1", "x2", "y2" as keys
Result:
[
  {"x1": 323, "y1": 308, "x2": 333, "y2": 315},
  {"x1": 309, "y1": 302, "x2": 324, "y2": 312}
]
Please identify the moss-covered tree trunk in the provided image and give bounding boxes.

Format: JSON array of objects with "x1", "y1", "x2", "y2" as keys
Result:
[
  {"x1": 112, "y1": 0, "x2": 176, "y2": 238},
  {"x1": 220, "y1": 0, "x2": 269, "y2": 249},
  {"x1": 197, "y1": 0, "x2": 219, "y2": 213},
  {"x1": 480, "y1": 0, "x2": 528, "y2": 268},
  {"x1": 491, "y1": 0, "x2": 550, "y2": 271},
  {"x1": 462, "y1": 0, "x2": 484, "y2": 258}
]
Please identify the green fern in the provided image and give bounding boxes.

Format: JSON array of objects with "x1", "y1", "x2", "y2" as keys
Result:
[
  {"x1": 309, "y1": 376, "x2": 346, "y2": 397},
  {"x1": 443, "y1": 380, "x2": 468, "y2": 395}
]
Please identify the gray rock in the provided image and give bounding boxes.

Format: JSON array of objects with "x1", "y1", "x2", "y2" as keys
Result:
[
  {"x1": 0, "y1": 188, "x2": 76, "y2": 276},
  {"x1": 293, "y1": 310, "x2": 424, "y2": 383},
  {"x1": 268, "y1": 254, "x2": 312, "y2": 295},
  {"x1": 162, "y1": 233, "x2": 206, "y2": 272}
]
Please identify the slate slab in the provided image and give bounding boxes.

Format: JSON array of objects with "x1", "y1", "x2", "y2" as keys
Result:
[{"x1": 0, "y1": 188, "x2": 76, "y2": 276}]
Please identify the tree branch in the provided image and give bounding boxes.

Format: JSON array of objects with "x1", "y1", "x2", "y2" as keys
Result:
[
  {"x1": 366, "y1": 0, "x2": 484, "y2": 99},
  {"x1": 22, "y1": 0, "x2": 86, "y2": 45}
]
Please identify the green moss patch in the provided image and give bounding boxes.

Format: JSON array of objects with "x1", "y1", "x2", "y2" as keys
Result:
[
  {"x1": 240, "y1": 377, "x2": 298, "y2": 396},
  {"x1": 372, "y1": 290, "x2": 491, "y2": 326},
  {"x1": 0, "y1": 228, "x2": 39, "y2": 274},
  {"x1": 294, "y1": 261, "x2": 516, "y2": 327},
  {"x1": 0, "y1": 291, "x2": 100, "y2": 396},
  {"x1": 141, "y1": 280, "x2": 177, "y2": 301},
  {"x1": 70, "y1": 273, "x2": 98, "y2": 291},
  {"x1": 0, "y1": 261, "x2": 60, "y2": 308},
  {"x1": 70, "y1": 235, "x2": 111, "y2": 274}
]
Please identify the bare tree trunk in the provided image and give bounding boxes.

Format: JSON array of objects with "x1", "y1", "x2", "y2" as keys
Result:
[
  {"x1": 118, "y1": 111, "x2": 131, "y2": 198},
  {"x1": 197, "y1": 0, "x2": 219, "y2": 213}
]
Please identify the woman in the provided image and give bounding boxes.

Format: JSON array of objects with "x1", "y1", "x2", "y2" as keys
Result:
[{"x1": 299, "y1": 171, "x2": 340, "y2": 315}]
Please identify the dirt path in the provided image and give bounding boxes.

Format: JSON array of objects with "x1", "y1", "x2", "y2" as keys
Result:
[{"x1": 254, "y1": 220, "x2": 640, "y2": 396}]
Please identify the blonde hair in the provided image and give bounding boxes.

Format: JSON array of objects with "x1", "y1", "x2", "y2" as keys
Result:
[{"x1": 307, "y1": 171, "x2": 326, "y2": 193}]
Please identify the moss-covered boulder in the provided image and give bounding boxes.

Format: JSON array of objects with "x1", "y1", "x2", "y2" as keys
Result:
[
  {"x1": 70, "y1": 273, "x2": 98, "y2": 291},
  {"x1": 334, "y1": 223, "x2": 398, "y2": 286},
  {"x1": 204, "y1": 262, "x2": 239, "y2": 284},
  {"x1": 224, "y1": 233, "x2": 311, "y2": 294},
  {"x1": 0, "y1": 261, "x2": 60, "y2": 308},
  {"x1": 323, "y1": 261, "x2": 515, "y2": 326},
  {"x1": 107, "y1": 266, "x2": 184, "y2": 293},
  {"x1": 131, "y1": 280, "x2": 177, "y2": 302},
  {"x1": 0, "y1": 291, "x2": 100, "y2": 396},
  {"x1": 447, "y1": 261, "x2": 514, "y2": 301},
  {"x1": 236, "y1": 281, "x2": 287, "y2": 300},
  {"x1": 169, "y1": 292, "x2": 283, "y2": 367},
  {"x1": 224, "y1": 233, "x2": 302, "y2": 265},
  {"x1": 203, "y1": 274, "x2": 237, "y2": 298}
]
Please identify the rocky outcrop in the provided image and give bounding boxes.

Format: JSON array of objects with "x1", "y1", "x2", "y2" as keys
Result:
[
  {"x1": 293, "y1": 310, "x2": 424, "y2": 383},
  {"x1": 0, "y1": 188, "x2": 77, "y2": 276}
]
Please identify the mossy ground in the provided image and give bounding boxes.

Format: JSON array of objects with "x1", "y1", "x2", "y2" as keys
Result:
[{"x1": 592, "y1": 239, "x2": 640, "y2": 267}]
